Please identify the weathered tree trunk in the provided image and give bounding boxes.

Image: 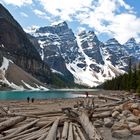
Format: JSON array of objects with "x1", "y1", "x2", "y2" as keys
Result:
[
  {"x1": 0, "y1": 116, "x2": 26, "y2": 131},
  {"x1": 98, "y1": 95, "x2": 121, "y2": 101},
  {"x1": 1, "y1": 119, "x2": 39, "y2": 139},
  {"x1": 79, "y1": 111, "x2": 103, "y2": 140},
  {"x1": 68, "y1": 122, "x2": 73, "y2": 140},
  {"x1": 61, "y1": 122, "x2": 69, "y2": 140},
  {"x1": 95, "y1": 107, "x2": 114, "y2": 112},
  {"x1": 100, "y1": 99, "x2": 128, "y2": 108},
  {"x1": 92, "y1": 111, "x2": 111, "y2": 118},
  {"x1": 37, "y1": 132, "x2": 48, "y2": 140},
  {"x1": 46, "y1": 118, "x2": 60, "y2": 140},
  {"x1": 76, "y1": 126, "x2": 86, "y2": 140},
  {"x1": 73, "y1": 125, "x2": 81, "y2": 140},
  {"x1": 11, "y1": 128, "x2": 49, "y2": 140}
]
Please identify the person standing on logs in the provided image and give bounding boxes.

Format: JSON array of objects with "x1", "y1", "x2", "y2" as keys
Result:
[
  {"x1": 85, "y1": 92, "x2": 89, "y2": 98},
  {"x1": 27, "y1": 97, "x2": 30, "y2": 103},
  {"x1": 31, "y1": 98, "x2": 34, "y2": 103},
  {"x1": 92, "y1": 97, "x2": 95, "y2": 108}
]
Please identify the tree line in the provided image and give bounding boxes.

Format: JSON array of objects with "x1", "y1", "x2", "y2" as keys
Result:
[{"x1": 101, "y1": 59, "x2": 140, "y2": 94}]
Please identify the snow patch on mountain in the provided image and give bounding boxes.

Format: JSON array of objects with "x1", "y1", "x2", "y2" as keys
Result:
[
  {"x1": 51, "y1": 68, "x2": 64, "y2": 75},
  {"x1": 0, "y1": 57, "x2": 24, "y2": 90},
  {"x1": 65, "y1": 35, "x2": 124, "y2": 87}
]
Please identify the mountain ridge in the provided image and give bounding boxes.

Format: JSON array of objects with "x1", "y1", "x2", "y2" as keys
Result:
[{"x1": 28, "y1": 21, "x2": 140, "y2": 87}]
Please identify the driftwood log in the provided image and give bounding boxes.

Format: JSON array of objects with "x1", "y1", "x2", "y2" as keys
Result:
[
  {"x1": 46, "y1": 118, "x2": 60, "y2": 140},
  {"x1": 92, "y1": 111, "x2": 111, "y2": 118},
  {"x1": 98, "y1": 95, "x2": 121, "y2": 101},
  {"x1": 68, "y1": 122, "x2": 73, "y2": 140},
  {"x1": 79, "y1": 111, "x2": 103, "y2": 140},
  {"x1": 0, "y1": 116, "x2": 26, "y2": 131},
  {"x1": 61, "y1": 121, "x2": 69, "y2": 140}
]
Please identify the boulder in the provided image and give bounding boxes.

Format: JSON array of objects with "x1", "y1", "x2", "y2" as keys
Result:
[
  {"x1": 112, "y1": 111, "x2": 120, "y2": 118},
  {"x1": 114, "y1": 105, "x2": 123, "y2": 113},
  {"x1": 104, "y1": 118, "x2": 114, "y2": 128},
  {"x1": 112, "y1": 129, "x2": 132, "y2": 138},
  {"x1": 128, "y1": 122, "x2": 138, "y2": 129},
  {"x1": 111, "y1": 121, "x2": 129, "y2": 131},
  {"x1": 123, "y1": 102, "x2": 133, "y2": 110},
  {"x1": 131, "y1": 103, "x2": 140, "y2": 110},
  {"x1": 131, "y1": 125, "x2": 140, "y2": 135},
  {"x1": 132, "y1": 109, "x2": 140, "y2": 116},
  {"x1": 127, "y1": 115, "x2": 139, "y2": 124},
  {"x1": 122, "y1": 110, "x2": 132, "y2": 117},
  {"x1": 117, "y1": 114, "x2": 127, "y2": 121}
]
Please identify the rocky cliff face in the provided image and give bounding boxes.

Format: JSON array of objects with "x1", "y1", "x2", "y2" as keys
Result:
[
  {"x1": 103, "y1": 38, "x2": 129, "y2": 71},
  {"x1": 28, "y1": 22, "x2": 78, "y2": 82},
  {"x1": 0, "y1": 4, "x2": 51, "y2": 83},
  {"x1": 123, "y1": 38, "x2": 140, "y2": 60}
]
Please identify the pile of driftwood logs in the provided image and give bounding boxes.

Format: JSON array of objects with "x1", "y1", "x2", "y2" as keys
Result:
[{"x1": 0, "y1": 93, "x2": 140, "y2": 140}]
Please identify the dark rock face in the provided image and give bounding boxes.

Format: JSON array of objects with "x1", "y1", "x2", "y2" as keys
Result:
[
  {"x1": 123, "y1": 38, "x2": 140, "y2": 60},
  {"x1": 103, "y1": 38, "x2": 129, "y2": 71},
  {"x1": 0, "y1": 4, "x2": 51, "y2": 83},
  {"x1": 103, "y1": 38, "x2": 138, "y2": 71},
  {"x1": 78, "y1": 30, "x2": 104, "y2": 65},
  {"x1": 29, "y1": 22, "x2": 81, "y2": 82}
]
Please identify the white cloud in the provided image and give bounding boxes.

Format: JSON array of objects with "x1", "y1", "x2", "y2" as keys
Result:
[
  {"x1": 33, "y1": 9, "x2": 45, "y2": 17},
  {"x1": 20, "y1": 12, "x2": 28, "y2": 17},
  {"x1": 33, "y1": 9, "x2": 52, "y2": 21},
  {"x1": 38, "y1": 0, "x2": 92, "y2": 21},
  {"x1": 1, "y1": 0, "x2": 32, "y2": 6},
  {"x1": 108, "y1": 14, "x2": 140, "y2": 43},
  {"x1": 37, "y1": 0, "x2": 140, "y2": 43}
]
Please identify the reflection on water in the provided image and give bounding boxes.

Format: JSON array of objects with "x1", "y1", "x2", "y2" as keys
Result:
[{"x1": 0, "y1": 89, "x2": 99, "y2": 100}]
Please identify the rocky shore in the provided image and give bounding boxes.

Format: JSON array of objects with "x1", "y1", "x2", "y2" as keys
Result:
[{"x1": 0, "y1": 91, "x2": 140, "y2": 140}]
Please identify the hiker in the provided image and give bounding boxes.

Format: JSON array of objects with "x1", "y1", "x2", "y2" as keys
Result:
[
  {"x1": 27, "y1": 97, "x2": 30, "y2": 103},
  {"x1": 92, "y1": 97, "x2": 95, "y2": 107},
  {"x1": 85, "y1": 92, "x2": 89, "y2": 98},
  {"x1": 31, "y1": 98, "x2": 34, "y2": 103}
]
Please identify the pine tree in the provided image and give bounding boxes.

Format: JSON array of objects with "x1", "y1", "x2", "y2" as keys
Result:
[
  {"x1": 128, "y1": 57, "x2": 132, "y2": 91},
  {"x1": 137, "y1": 63, "x2": 140, "y2": 93},
  {"x1": 131, "y1": 65, "x2": 137, "y2": 92}
]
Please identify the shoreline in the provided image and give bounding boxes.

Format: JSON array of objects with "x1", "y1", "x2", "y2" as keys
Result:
[
  {"x1": 0, "y1": 90, "x2": 127, "y2": 101},
  {"x1": 0, "y1": 90, "x2": 140, "y2": 140}
]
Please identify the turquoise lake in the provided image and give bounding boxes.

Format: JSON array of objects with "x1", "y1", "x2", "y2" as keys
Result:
[{"x1": 0, "y1": 89, "x2": 99, "y2": 100}]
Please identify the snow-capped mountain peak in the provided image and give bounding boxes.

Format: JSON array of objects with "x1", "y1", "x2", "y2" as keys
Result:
[
  {"x1": 125, "y1": 37, "x2": 136, "y2": 44},
  {"x1": 123, "y1": 37, "x2": 140, "y2": 60},
  {"x1": 105, "y1": 38, "x2": 120, "y2": 46}
]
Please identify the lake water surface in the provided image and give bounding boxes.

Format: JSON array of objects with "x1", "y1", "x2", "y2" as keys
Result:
[{"x1": 0, "y1": 89, "x2": 99, "y2": 100}]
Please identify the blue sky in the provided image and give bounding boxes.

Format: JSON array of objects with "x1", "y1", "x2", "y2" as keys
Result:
[{"x1": 1, "y1": 0, "x2": 140, "y2": 44}]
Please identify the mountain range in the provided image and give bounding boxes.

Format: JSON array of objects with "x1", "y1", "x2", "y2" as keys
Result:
[
  {"x1": 27, "y1": 22, "x2": 140, "y2": 87},
  {"x1": 0, "y1": 4, "x2": 140, "y2": 89}
]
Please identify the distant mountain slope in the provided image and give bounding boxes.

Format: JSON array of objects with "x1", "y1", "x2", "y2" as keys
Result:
[{"x1": 0, "y1": 57, "x2": 48, "y2": 90}]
